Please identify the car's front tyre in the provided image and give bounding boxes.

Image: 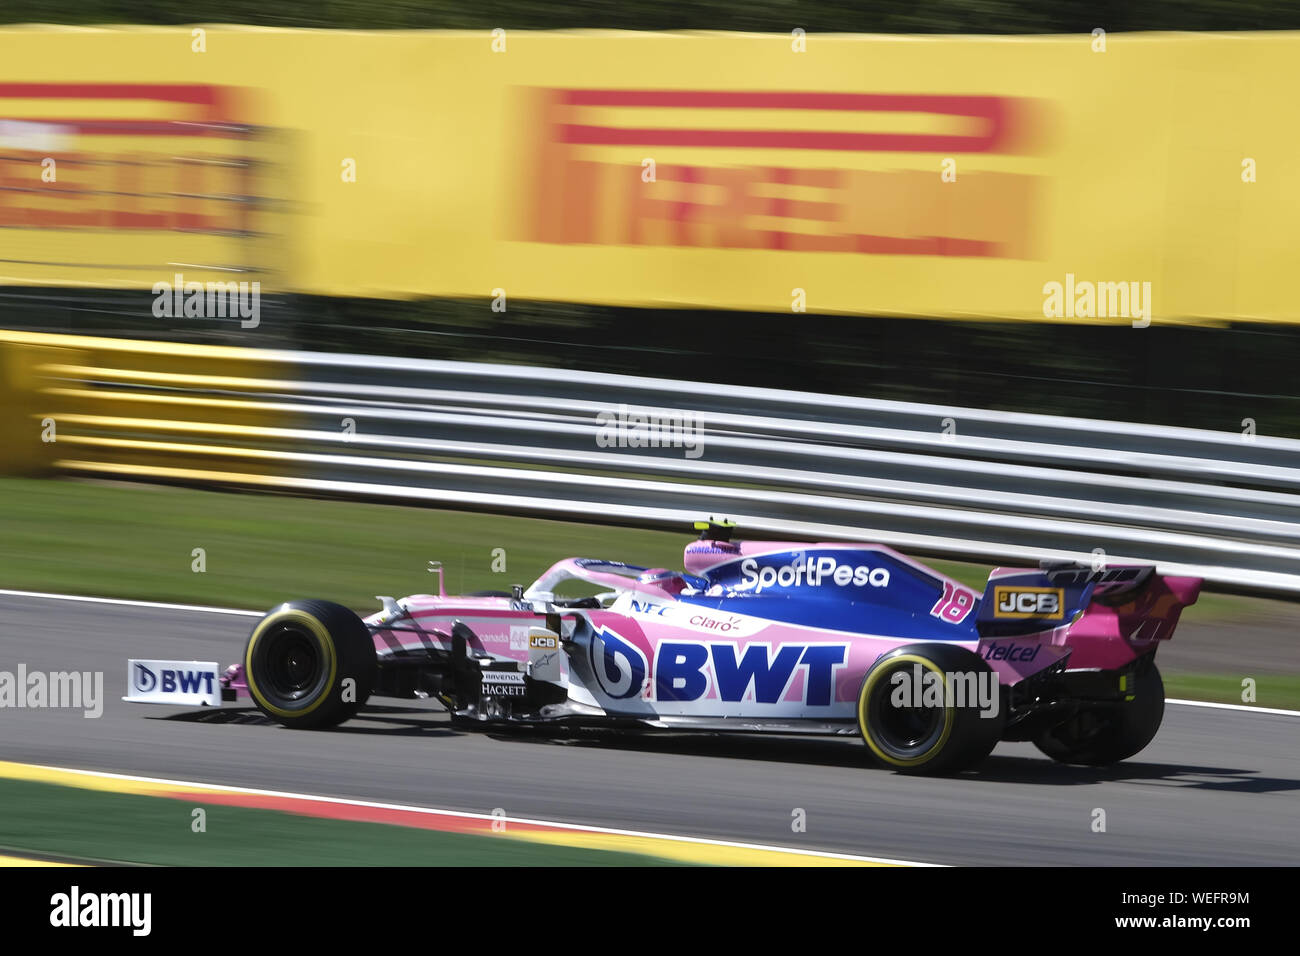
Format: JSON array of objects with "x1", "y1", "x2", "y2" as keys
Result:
[{"x1": 244, "y1": 600, "x2": 377, "y2": 729}]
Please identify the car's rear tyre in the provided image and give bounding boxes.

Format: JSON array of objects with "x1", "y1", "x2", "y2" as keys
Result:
[
  {"x1": 244, "y1": 600, "x2": 377, "y2": 729},
  {"x1": 857, "y1": 643, "x2": 1005, "y2": 775},
  {"x1": 1033, "y1": 663, "x2": 1164, "y2": 766}
]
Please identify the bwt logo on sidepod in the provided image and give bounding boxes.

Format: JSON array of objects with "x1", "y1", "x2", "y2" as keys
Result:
[
  {"x1": 590, "y1": 628, "x2": 848, "y2": 706},
  {"x1": 656, "y1": 642, "x2": 848, "y2": 705},
  {"x1": 589, "y1": 628, "x2": 650, "y2": 699},
  {"x1": 739, "y1": 555, "x2": 890, "y2": 594}
]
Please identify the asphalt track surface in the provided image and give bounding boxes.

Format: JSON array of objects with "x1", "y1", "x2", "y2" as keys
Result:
[{"x1": 1, "y1": 593, "x2": 1296, "y2": 866}]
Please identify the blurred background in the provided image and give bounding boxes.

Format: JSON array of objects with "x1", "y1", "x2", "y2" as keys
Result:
[
  {"x1": 1, "y1": 4, "x2": 1299, "y2": 433},
  {"x1": 1, "y1": 1, "x2": 1299, "y2": 872}
]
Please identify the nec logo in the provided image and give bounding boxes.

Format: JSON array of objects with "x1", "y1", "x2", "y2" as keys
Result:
[
  {"x1": 993, "y1": 586, "x2": 1064, "y2": 620},
  {"x1": 628, "y1": 599, "x2": 668, "y2": 616}
]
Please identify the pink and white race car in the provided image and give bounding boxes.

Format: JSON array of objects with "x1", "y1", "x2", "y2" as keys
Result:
[{"x1": 127, "y1": 521, "x2": 1201, "y2": 774}]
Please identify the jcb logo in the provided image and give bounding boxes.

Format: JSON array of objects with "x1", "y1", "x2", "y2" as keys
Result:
[
  {"x1": 993, "y1": 586, "x2": 1064, "y2": 619},
  {"x1": 529, "y1": 635, "x2": 557, "y2": 649}
]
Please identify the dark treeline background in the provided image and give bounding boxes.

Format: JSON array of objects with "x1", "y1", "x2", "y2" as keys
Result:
[
  {"x1": 1, "y1": 0, "x2": 1298, "y2": 32},
  {"x1": 5, "y1": 290, "x2": 1297, "y2": 438}
]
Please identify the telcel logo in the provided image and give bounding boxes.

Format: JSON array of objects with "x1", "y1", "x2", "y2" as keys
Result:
[
  {"x1": 739, "y1": 556, "x2": 890, "y2": 594},
  {"x1": 993, "y1": 586, "x2": 1064, "y2": 619},
  {"x1": 982, "y1": 642, "x2": 1042, "y2": 663}
]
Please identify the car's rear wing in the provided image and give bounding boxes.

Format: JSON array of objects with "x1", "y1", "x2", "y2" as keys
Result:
[
  {"x1": 1036, "y1": 560, "x2": 1155, "y2": 602},
  {"x1": 976, "y1": 561, "x2": 1201, "y2": 642},
  {"x1": 977, "y1": 566, "x2": 1095, "y2": 637}
]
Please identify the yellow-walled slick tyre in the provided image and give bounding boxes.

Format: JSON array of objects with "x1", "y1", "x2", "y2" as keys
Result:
[
  {"x1": 244, "y1": 600, "x2": 377, "y2": 729},
  {"x1": 857, "y1": 643, "x2": 1005, "y2": 775}
]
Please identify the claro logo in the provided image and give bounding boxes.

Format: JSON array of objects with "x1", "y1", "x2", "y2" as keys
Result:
[{"x1": 739, "y1": 556, "x2": 890, "y2": 594}]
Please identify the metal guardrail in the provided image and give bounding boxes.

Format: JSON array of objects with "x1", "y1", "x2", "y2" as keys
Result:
[{"x1": 7, "y1": 330, "x2": 1300, "y2": 597}]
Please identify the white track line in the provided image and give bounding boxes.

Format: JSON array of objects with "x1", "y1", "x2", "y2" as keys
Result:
[
  {"x1": 1167, "y1": 698, "x2": 1300, "y2": 718},
  {"x1": 3, "y1": 589, "x2": 1296, "y2": 718},
  {"x1": 15, "y1": 761, "x2": 936, "y2": 867},
  {"x1": 0, "y1": 588, "x2": 262, "y2": 617}
]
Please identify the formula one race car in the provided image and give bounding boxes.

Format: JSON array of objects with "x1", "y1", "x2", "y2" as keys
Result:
[{"x1": 127, "y1": 521, "x2": 1201, "y2": 774}]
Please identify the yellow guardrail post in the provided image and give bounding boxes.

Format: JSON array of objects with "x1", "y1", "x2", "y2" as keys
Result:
[
  {"x1": 0, "y1": 339, "x2": 68, "y2": 476},
  {"x1": 0, "y1": 330, "x2": 300, "y2": 483}
]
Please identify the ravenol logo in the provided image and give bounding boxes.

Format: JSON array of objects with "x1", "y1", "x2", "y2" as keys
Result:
[{"x1": 739, "y1": 555, "x2": 890, "y2": 594}]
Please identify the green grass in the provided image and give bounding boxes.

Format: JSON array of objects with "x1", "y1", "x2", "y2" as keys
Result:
[
  {"x1": 0, "y1": 474, "x2": 1274, "y2": 620},
  {"x1": 0, "y1": 476, "x2": 1031, "y2": 613},
  {"x1": 0, "y1": 777, "x2": 678, "y2": 866},
  {"x1": 0, "y1": 476, "x2": 690, "y2": 612},
  {"x1": 1162, "y1": 673, "x2": 1300, "y2": 711}
]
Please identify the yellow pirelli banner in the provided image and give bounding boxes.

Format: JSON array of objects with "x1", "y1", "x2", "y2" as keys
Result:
[{"x1": 0, "y1": 27, "x2": 1297, "y2": 323}]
